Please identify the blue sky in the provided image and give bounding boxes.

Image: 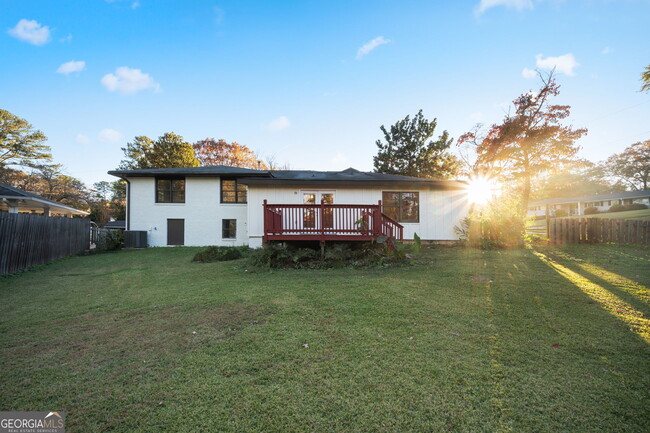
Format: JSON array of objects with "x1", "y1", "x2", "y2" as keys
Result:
[{"x1": 2, "y1": 0, "x2": 649, "y2": 185}]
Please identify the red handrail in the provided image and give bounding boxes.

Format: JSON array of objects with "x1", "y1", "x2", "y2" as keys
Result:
[{"x1": 263, "y1": 200, "x2": 403, "y2": 242}]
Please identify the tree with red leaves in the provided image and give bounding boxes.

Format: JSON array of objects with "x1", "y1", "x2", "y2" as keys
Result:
[
  {"x1": 193, "y1": 138, "x2": 268, "y2": 170},
  {"x1": 458, "y1": 72, "x2": 587, "y2": 213},
  {"x1": 605, "y1": 140, "x2": 650, "y2": 190}
]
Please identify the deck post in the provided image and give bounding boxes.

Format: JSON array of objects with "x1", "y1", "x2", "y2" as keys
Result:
[
  {"x1": 374, "y1": 200, "x2": 383, "y2": 238},
  {"x1": 320, "y1": 198, "x2": 325, "y2": 243},
  {"x1": 263, "y1": 199, "x2": 268, "y2": 244}
]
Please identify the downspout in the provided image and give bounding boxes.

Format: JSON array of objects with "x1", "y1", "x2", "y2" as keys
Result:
[
  {"x1": 115, "y1": 175, "x2": 131, "y2": 231},
  {"x1": 125, "y1": 178, "x2": 131, "y2": 231}
]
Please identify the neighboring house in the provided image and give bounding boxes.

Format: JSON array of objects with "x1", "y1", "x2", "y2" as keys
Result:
[
  {"x1": 528, "y1": 189, "x2": 650, "y2": 217},
  {"x1": 104, "y1": 220, "x2": 126, "y2": 230},
  {"x1": 108, "y1": 166, "x2": 470, "y2": 248},
  {"x1": 0, "y1": 183, "x2": 89, "y2": 217}
]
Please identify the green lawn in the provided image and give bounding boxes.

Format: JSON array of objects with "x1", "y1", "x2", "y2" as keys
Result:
[{"x1": 1, "y1": 245, "x2": 649, "y2": 432}]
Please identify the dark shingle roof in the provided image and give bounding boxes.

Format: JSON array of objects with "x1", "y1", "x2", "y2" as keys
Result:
[
  {"x1": 104, "y1": 220, "x2": 126, "y2": 229},
  {"x1": 0, "y1": 182, "x2": 89, "y2": 214},
  {"x1": 530, "y1": 189, "x2": 650, "y2": 206},
  {"x1": 108, "y1": 166, "x2": 466, "y2": 189},
  {"x1": 0, "y1": 183, "x2": 31, "y2": 197},
  {"x1": 240, "y1": 167, "x2": 466, "y2": 188},
  {"x1": 108, "y1": 165, "x2": 267, "y2": 177}
]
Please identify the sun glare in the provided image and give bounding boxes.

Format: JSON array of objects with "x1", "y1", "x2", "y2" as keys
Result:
[{"x1": 466, "y1": 176, "x2": 500, "y2": 205}]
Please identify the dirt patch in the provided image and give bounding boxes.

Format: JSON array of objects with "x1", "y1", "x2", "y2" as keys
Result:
[
  {"x1": 4, "y1": 303, "x2": 270, "y2": 371},
  {"x1": 471, "y1": 275, "x2": 493, "y2": 283}
]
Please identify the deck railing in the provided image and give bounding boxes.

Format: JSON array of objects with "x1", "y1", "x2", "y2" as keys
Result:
[{"x1": 263, "y1": 200, "x2": 403, "y2": 243}]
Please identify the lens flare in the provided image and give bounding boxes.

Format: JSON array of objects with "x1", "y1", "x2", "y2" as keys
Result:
[{"x1": 466, "y1": 175, "x2": 500, "y2": 205}]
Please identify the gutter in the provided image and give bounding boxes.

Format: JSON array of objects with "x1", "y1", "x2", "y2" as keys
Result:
[{"x1": 125, "y1": 178, "x2": 130, "y2": 231}]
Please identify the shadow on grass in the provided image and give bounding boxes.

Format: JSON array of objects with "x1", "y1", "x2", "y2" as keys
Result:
[
  {"x1": 533, "y1": 248, "x2": 650, "y2": 344},
  {"x1": 543, "y1": 248, "x2": 650, "y2": 308}
]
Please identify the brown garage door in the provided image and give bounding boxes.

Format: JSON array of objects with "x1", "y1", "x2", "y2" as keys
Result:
[{"x1": 167, "y1": 219, "x2": 184, "y2": 245}]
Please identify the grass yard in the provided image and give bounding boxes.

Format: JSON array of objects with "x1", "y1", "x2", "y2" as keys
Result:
[{"x1": 1, "y1": 245, "x2": 649, "y2": 432}]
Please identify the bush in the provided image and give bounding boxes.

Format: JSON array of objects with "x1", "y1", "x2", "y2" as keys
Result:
[
  {"x1": 247, "y1": 241, "x2": 411, "y2": 270},
  {"x1": 583, "y1": 207, "x2": 599, "y2": 215},
  {"x1": 554, "y1": 209, "x2": 568, "y2": 218},
  {"x1": 95, "y1": 229, "x2": 124, "y2": 251},
  {"x1": 193, "y1": 246, "x2": 249, "y2": 262},
  {"x1": 625, "y1": 203, "x2": 648, "y2": 211},
  {"x1": 608, "y1": 204, "x2": 626, "y2": 213},
  {"x1": 454, "y1": 198, "x2": 526, "y2": 249}
]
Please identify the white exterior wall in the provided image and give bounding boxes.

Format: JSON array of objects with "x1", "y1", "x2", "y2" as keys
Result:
[
  {"x1": 528, "y1": 206, "x2": 546, "y2": 218},
  {"x1": 128, "y1": 177, "x2": 248, "y2": 247},
  {"x1": 247, "y1": 185, "x2": 470, "y2": 248}
]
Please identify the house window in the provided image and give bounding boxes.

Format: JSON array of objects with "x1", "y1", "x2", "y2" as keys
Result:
[
  {"x1": 222, "y1": 219, "x2": 236, "y2": 239},
  {"x1": 382, "y1": 191, "x2": 419, "y2": 223},
  {"x1": 156, "y1": 178, "x2": 185, "y2": 203},
  {"x1": 221, "y1": 179, "x2": 247, "y2": 203}
]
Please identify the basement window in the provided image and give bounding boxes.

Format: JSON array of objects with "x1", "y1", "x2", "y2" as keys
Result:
[{"x1": 222, "y1": 219, "x2": 236, "y2": 239}]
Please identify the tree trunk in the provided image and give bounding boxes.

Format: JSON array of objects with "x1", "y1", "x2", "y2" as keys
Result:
[{"x1": 520, "y1": 175, "x2": 531, "y2": 216}]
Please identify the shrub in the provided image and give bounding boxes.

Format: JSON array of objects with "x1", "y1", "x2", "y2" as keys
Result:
[
  {"x1": 324, "y1": 243, "x2": 353, "y2": 267},
  {"x1": 454, "y1": 198, "x2": 526, "y2": 249},
  {"x1": 193, "y1": 246, "x2": 249, "y2": 262},
  {"x1": 625, "y1": 203, "x2": 648, "y2": 211},
  {"x1": 583, "y1": 207, "x2": 599, "y2": 215},
  {"x1": 554, "y1": 209, "x2": 568, "y2": 218},
  {"x1": 247, "y1": 241, "x2": 410, "y2": 270},
  {"x1": 95, "y1": 229, "x2": 124, "y2": 251},
  {"x1": 247, "y1": 243, "x2": 294, "y2": 268},
  {"x1": 608, "y1": 204, "x2": 626, "y2": 213}
]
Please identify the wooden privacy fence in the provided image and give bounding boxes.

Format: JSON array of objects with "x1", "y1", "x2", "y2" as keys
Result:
[
  {"x1": 549, "y1": 217, "x2": 650, "y2": 245},
  {"x1": 0, "y1": 213, "x2": 90, "y2": 275}
]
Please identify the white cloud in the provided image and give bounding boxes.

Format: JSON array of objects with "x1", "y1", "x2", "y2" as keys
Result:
[
  {"x1": 475, "y1": 0, "x2": 533, "y2": 15},
  {"x1": 7, "y1": 19, "x2": 51, "y2": 45},
  {"x1": 601, "y1": 46, "x2": 612, "y2": 55},
  {"x1": 98, "y1": 129, "x2": 124, "y2": 143},
  {"x1": 75, "y1": 133, "x2": 91, "y2": 145},
  {"x1": 131, "y1": 1, "x2": 140, "y2": 9},
  {"x1": 60, "y1": 34, "x2": 73, "y2": 43},
  {"x1": 535, "y1": 53, "x2": 579, "y2": 76},
  {"x1": 356, "y1": 36, "x2": 390, "y2": 60},
  {"x1": 267, "y1": 116, "x2": 290, "y2": 132},
  {"x1": 101, "y1": 66, "x2": 160, "y2": 94},
  {"x1": 56, "y1": 60, "x2": 86, "y2": 75},
  {"x1": 522, "y1": 67, "x2": 538, "y2": 79}
]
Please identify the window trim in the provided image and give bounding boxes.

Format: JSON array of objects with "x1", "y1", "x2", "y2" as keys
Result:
[
  {"x1": 220, "y1": 178, "x2": 247, "y2": 204},
  {"x1": 381, "y1": 191, "x2": 420, "y2": 223},
  {"x1": 155, "y1": 177, "x2": 185, "y2": 204},
  {"x1": 222, "y1": 219, "x2": 237, "y2": 239}
]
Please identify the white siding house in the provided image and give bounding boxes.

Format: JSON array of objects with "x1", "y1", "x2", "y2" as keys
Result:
[
  {"x1": 109, "y1": 166, "x2": 470, "y2": 247},
  {"x1": 528, "y1": 190, "x2": 650, "y2": 217},
  {"x1": 245, "y1": 185, "x2": 468, "y2": 248},
  {"x1": 128, "y1": 176, "x2": 249, "y2": 246}
]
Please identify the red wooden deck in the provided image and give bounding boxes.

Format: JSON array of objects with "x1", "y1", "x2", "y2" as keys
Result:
[{"x1": 263, "y1": 200, "x2": 403, "y2": 243}]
